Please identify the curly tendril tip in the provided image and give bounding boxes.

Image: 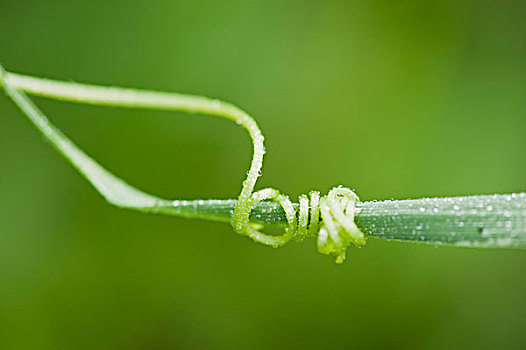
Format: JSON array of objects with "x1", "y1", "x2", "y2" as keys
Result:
[
  {"x1": 228, "y1": 106, "x2": 366, "y2": 263},
  {"x1": 233, "y1": 185, "x2": 366, "y2": 263}
]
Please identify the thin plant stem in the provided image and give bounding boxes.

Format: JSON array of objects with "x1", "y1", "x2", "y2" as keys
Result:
[{"x1": 1, "y1": 68, "x2": 525, "y2": 252}]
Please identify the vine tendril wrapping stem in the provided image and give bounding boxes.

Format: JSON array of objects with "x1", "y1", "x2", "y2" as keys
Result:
[
  {"x1": 237, "y1": 185, "x2": 366, "y2": 263},
  {"x1": 0, "y1": 65, "x2": 371, "y2": 262},
  {"x1": 3, "y1": 67, "x2": 526, "y2": 256}
]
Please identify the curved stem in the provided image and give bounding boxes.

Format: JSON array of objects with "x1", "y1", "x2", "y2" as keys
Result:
[
  {"x1": 1, "y1": 68, "x2": 525, "y2": 250},
  {"x1": 0, "y1": 68, "x2": 264, "y2": 227}
]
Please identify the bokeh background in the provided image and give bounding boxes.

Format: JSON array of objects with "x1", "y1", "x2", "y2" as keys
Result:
[{"x1": 1, "y1": 1, "x2": 526, "y2": 349}]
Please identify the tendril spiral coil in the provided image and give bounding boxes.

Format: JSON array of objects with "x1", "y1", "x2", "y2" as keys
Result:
[
  {"x1": 232, "y1": 185, "x2": 365, "y2": 263},
  {"x1": 235, "y1": 185, "x2": 366, "y2": 263},
  {"x1": 228, "y1": 114, "x2": 366, "y2": 263}
]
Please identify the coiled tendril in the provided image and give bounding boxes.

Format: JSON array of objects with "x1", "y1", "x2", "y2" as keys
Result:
[
  {"x1": 234, "y1": 186, "x2": 366, "y2": 263},
  {"x1": 230, "y1": 110, "x2": 365, "y2": 263},
  {"x1": 0, "y1": 65, "x2": 365, "y2": 263}
]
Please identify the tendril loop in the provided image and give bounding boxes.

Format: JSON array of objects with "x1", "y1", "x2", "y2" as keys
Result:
[
  {"x1": 0, "y1": 65, "x2": 365, "y2": 263},
  {"x1": 233, "y1": 185, "x2": 365, "y2": 263},
  {"x1": 229, "y1": 106, "x2": 366, "y2": 263}
]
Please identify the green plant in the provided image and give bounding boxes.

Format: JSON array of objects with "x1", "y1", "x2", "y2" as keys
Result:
[{"x1": 1, "y1": 66, "x2": 525, "y2": 263}]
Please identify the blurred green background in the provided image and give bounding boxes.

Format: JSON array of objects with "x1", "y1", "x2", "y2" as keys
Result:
[{"x1": 1, "y1": 0, "x2": 526, "y2": 349}]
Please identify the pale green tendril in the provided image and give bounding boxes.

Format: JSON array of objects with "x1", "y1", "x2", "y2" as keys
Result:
[
  {"x1": 0, "y1": 65, "x2": 365, "y2": 262},
  {"x1": 234, "y1": 184, "x2": 366, "y2": 263}
]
